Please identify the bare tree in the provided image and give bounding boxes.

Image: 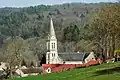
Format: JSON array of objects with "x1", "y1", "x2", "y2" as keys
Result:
[{"x1": 3, "y1": 37, "x2": 28, "y2": 77}]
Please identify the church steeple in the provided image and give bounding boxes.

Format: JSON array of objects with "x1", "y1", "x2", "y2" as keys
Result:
[
  {"x1": 47, "y1": 18, "x2": 57, "y2": 52},
  {"x1": 50, "y1": 18, "x2": 56, "y2": 39},
  {"x1": 46, "y1": 18, "x2": 58, "y2": 64}
]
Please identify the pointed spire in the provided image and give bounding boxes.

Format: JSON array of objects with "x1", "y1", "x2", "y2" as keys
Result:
[{"x1": 50, "y1": 18, "x2": 56, "y2": 39}]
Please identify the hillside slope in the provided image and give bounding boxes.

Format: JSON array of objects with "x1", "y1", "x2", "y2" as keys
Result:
[
  {"x1": 0, "y1": 3, "x2": 110, "y2": 39},
  {"x1": 16, "y1": 62, "x2": 120, "y2": 80}
]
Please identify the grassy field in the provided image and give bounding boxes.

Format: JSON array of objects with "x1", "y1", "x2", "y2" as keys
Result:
[{"x1": 16, "y1": 62, "x2": 120, "y2": 80}]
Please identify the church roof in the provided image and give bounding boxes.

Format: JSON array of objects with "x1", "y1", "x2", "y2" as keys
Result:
[{"x1": 58, "y1": 52, "x2": 90, "y2": 61}]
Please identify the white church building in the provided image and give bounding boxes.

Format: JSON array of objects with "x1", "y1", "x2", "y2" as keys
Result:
[{"x1": 46, "y1": 18, "x2": 95, "y2": 64}]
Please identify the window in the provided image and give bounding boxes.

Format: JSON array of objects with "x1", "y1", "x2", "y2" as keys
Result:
[
  {"x1": 51, "y1": 43, "x2": 55, "y2": 49},
  {"x1": 52, "y1": 53, "x2": 53, "y2": 57},
  {"x1": 52, "y1": 43, "x2": 54, "y2": 49},
  {"x1": 52, "y1": 53, "x2": 55, "y2": 57},
  {"x1": 54, "y1": 43, "x2": 55, "y2": 48}
]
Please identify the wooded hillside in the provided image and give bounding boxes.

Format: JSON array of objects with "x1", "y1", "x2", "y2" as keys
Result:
[{"x1": 0, "y1": 2, "x2": 120, "y2": 67}]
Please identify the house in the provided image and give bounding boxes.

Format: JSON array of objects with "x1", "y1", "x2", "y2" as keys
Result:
[
  {"x1": 15, "y1": 67, "x2": 43, "y2": 77},
  {"x1": 0, "y1": 62, "x2": 7, "y2": 71},
  {"x1": 0, "y1": 63, "x2": 43, "y2": 77},
  {"x1": 0, "y1": 62, "x2": 9, "y2": 79},
  {"x1": 46, "y1": 18, "x2": 95, "y2": 65},
  {"x1": 58, "y1": 52, "x2": 95, "y2": 64}
]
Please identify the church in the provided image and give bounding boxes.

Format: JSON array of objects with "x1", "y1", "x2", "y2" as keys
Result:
[{"x1": 46, "y1": 18, "x2": 95, "y2": 65}]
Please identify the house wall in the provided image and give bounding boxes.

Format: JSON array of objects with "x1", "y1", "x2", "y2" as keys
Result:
[
  {"x1": 85, "y1": 52, "x2": 95, "y2": 63},
  {"x1": 16, "y1": 69, "x2": 39, "y2": 77},
  {"x1": 15, "y1": 69, "x2": 25, "y2": 77},
  {"x1": 57, "y1": 57, "x2": 83, "y2": 64},
  {"x1": 63, "y1": 61, "x2": 83, "y2": 64}
]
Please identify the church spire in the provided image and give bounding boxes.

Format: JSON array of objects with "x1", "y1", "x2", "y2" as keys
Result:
[
  {"x1": 50, "y1": 18, "x2": 56, "y2": 39},
  {"x1": 46, "y1": 18, "x2": 58, "y2": 64}
]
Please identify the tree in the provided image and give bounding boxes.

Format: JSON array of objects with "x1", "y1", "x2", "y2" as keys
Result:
[
  {"x1": 40, "y1": 54, "x2": 46, "y2": 66},
  {"x1": 63, "y1": 24, "x2": 80, "y2": 42},
  {"x1": 21, "y1": 59, "x2": 27, "y2": 66},
  {"x1": 3, "y1": 37, "x2": 29, "y2": 77},
  {"x1": 30, "y1": 61, "x2": 34, "y2": 67},
  {"x1": 88, "y1": 4, "x2": 120, "y2": 59},
  {"x1": 27, "y1": 38, "x2": 47, "y2": 66}
]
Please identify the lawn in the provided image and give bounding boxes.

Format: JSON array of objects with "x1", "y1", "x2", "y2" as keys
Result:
[{"x1": 16, "y1": 62, "x2": 120, "y2": 80}]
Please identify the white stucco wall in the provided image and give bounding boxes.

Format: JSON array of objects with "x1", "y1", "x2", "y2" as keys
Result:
[
  {"x1": 63, "y1": 61, "x2": 83, "y2": 64},
  {"x1": 46, "y1": 52, "x2": 49, "y2": 64},
  {"x1": 46, "y1": 52, "x2": 61, "y2": 64},
  {"x1": 46, "y1": 37, "x2": 58, "y2": 64},
  {"x1": 49, "y1": 40, "x2": 57, "y2": 52},
  {"x1": 85, "y1": 52, "x2": 95, "y2": 63},
  {"x1": 15, "y1": 69, "x2": 25, "y2": 77},
  {"x1": 57, "y1": 57, "x2": 83, "y2": 64}
]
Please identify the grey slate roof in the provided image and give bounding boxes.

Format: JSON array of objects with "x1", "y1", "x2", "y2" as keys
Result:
[
  {"x1": 58, "y1": 52, "x2": 90, "y2": 61},
  {"x1": 21, "y1": 67, "x2": 43, "y2": 74}
]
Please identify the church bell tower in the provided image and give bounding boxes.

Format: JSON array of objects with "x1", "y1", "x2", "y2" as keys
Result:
[{"x1": 46, "y1": 18, "x2": 58, "y2": 64}]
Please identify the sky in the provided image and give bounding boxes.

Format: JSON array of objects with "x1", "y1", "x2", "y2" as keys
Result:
[{"x1": 0, "y1": 0, "x2": 117, "y2": 8}]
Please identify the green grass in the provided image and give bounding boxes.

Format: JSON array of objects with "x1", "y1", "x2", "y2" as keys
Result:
[{"x1": 16, "y1": 62, "x2": 120, "y2": 80}]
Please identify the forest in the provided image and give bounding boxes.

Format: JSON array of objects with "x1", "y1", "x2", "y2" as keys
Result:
[{"x1": 0, "y1": 2, "x2": 120, "y2": 68}]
